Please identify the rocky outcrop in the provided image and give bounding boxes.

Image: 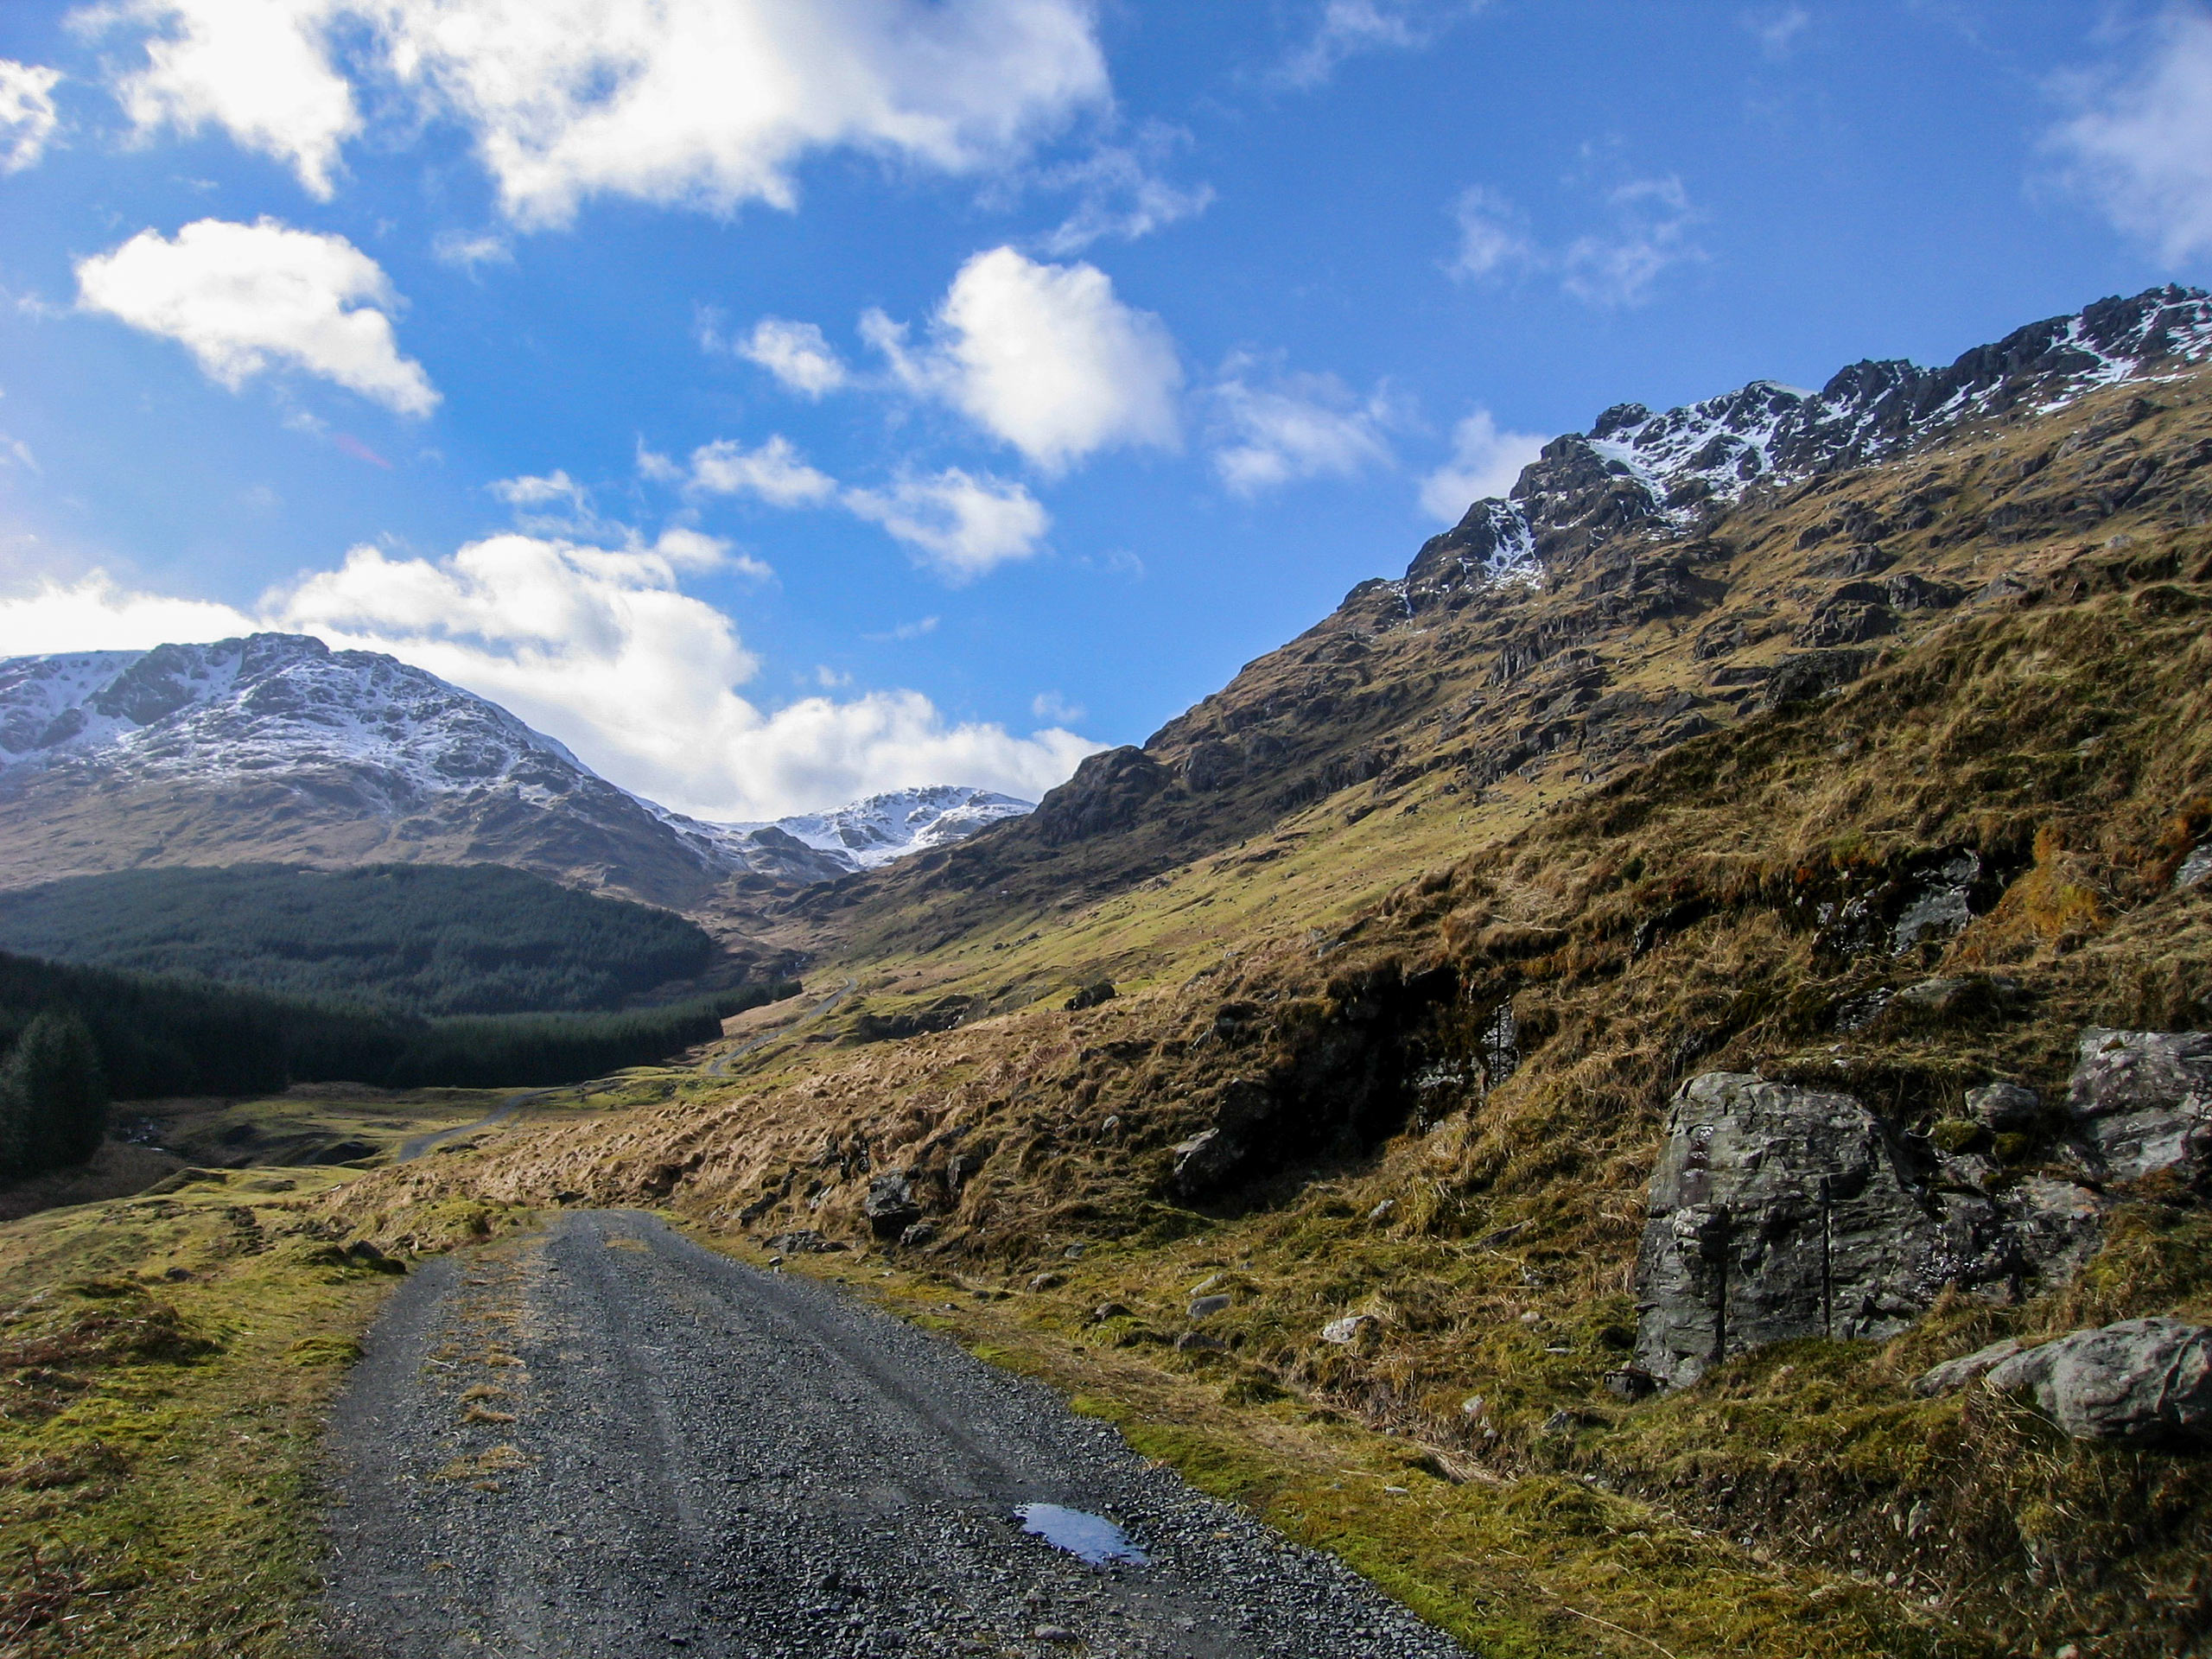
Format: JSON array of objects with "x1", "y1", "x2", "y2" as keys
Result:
[
  {"x1": 862, "y1": 1173, "x2": 922, "y2": 1240},
  {"x1": 1634, "y1": 1073, "x2": 2103, "y2": 1389},
  {"x1": 1983, "y1": 1319, "x2": 2212, "y2": 1442},
  {"x1": 2064, "y1": 1029, "x2": 2212, "y2": 1182},
  {"x1": 1028, "y1": 747, "x2": 1174, "y2": 847}
]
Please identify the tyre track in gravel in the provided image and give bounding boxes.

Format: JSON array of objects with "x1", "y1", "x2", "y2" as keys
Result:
[{"x1": 319, "y1": 1209, "x2": 1473, "y2": 1659}]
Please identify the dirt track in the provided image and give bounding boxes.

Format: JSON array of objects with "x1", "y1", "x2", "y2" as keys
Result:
[{"x1": 319, "y1": 1210, "x2": 1469, "y2": 1658}]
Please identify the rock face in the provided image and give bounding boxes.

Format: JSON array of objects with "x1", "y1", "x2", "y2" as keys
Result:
[
  {"x1": 2064, "y1": 1029, "x2": 2212, "y2": 1181},
  {"x1": 1633, "y1": 1073, "x2": 2103, "y2": 1389},
  {"x1": 1984, "y1": 1319, "x2": 2212, "y2": 1442}
]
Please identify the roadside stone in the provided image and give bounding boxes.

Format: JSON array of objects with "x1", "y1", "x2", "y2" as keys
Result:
[
  {"x1": 766, "y1": 1230, "x2": 838, "y2": 1254},
  {"x1": 1967, "y1": 1081, "x2": 2041, "y2": 1131},
  {"x1": 1912, "y1": 1338, "x2": 2024, "y2": 1396},
  {"x1": 1984, "y1": 1319, "x2": 2212, "y2": 1442},
  {"x1": 1632, "y1": 1071, "x2": 2074, "y2": 1390},
  {"x1": 1188, "y1": 1294, "x2": 1231, "y2": 1319},
  {"x1": 1320, "y1": 1313, "x2": 1377, "y2": 1345},
  {"x1": 1173, "y1": 1331, "x2": 1227, "y2": 1354},
  {"x1": 899, "y1": 1221, "x2": 938, "y2": 1249},
  {"x1": 2064, "y1": 1028, "x2": 2212, "y2": 1181},
  {"x1": 1090, "y1": 1302, "x2": 1132, "y2": 1324},
  {"x1": 863, "y1": 1173, "x2": 923, "y2": 1241},
  {"x1": 1027, "y1": 1273, "x2": 1065, "y2": 1293}
]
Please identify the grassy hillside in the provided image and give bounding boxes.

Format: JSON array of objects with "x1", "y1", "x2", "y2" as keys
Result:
[
  {"x1": 0, "y1": 863, "x2": 717, "y2": 1016},
  {"x1": 337, "y1": 360, "x2": 2212, "y2": 1655}
]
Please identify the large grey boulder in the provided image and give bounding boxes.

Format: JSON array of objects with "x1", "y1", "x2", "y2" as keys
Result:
[
  {"x1": 2065, "y1": 1029, "x2": 2212, "y2": 1181},
  {"x1": 1984, "y1": 1319, "x2": 2212, "y2": 1442},
  {"x1": 1633, "y1": 1073, "x2": 2098, "y2": 1389},
  {"x1": 862, "y1": 1173, "x2": 923, "y2": 1240}
]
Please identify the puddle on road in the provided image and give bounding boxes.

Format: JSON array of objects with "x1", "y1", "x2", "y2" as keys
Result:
[{"x1": 1014, "y1": 1503, "x2": 1148, "y2": 1566}]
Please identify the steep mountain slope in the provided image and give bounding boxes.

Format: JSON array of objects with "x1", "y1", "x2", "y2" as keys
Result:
[
  {"x1": 779, "y1": 283, "x2": 2212, "y2": 969},
  {"x1": 0, "y1": 634, "x2": 1027, "y2": 907},
  {"x1": 348, "y1": 288, "x2": 2212, "y2": 1655}
]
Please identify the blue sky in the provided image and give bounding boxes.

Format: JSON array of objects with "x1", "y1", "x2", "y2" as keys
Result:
[{"x1": 2, "y1": 0, "x2": 2209, "y2": 819}]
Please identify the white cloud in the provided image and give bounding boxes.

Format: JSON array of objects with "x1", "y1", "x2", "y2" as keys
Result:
[
  {"x1": 680, "y1": 435, "x2": 837, "y2": 507},
  {"x1": 84, "y1": 0, "x2": 359, "y2": 198},
  {"x1": 1419, "y1": 409, "x2": 1546, "y2": 522},
  {"x1": 0, "y1": 538, "x2": 1097, "y2": 818},
  {"x1": 91, "y1": 0, "x2": 1108, "y2": 228},
  {"x1": 489, "y1": 469, "x2": 588, "y2": 512},
  {"x1": 1560, "y1": 175, "x2": 1704, "y2": 308},
  {"x1": 1208, "y1": 358, "x2": 1395, "y2": 495},
  {"x1": 0, "y1": 569, "x2": 254, "y2": 657},
  {"x1": 432, "y1": 228, "x2": 512, "y2": 270},
  {"x1": 0, "y1": 60, "x2": 62, "y2": 173},
  {"x1": 868, "y1": 245, "x2": 1182, "y2": 472},
  {"x1": 1275, "y1": 0, "x2": 1485, "y2": 88},
  {"x1": 842, "y1": 467, "x2": 1049, "y2": 581},
  {"x1": 75, "y1": 217, "x2": 439, "y2": 415},
  {"x1": 1031, "y1": 689, "x2": 1084, "y2": 722},
  {"x1": 1447, "y1": 185, "x2": 1535, "y2": 281},
  {"x1": 1742, "y1": 5, "x2": 1811, "y2": 60},
  {"x1": 1033, "y1": 126, "x2": 1214, "y2": 255},
  {"x1": 1445, "y1": 175, "x2": 1705, "y2": 307},
  {"x1": 735, "y1": 317, "x2": 849, "y2": 397},
  {"x1": 2049, "y1": 8, "x2": 2212, "y2": 264},
  {"x1": 866, "y1": 615, "x2": 939, "y2": 642}
]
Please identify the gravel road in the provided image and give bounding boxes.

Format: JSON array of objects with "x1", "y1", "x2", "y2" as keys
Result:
[{"x1": 319, "y1": 1210, "x2": 1471, "y2": 1658}]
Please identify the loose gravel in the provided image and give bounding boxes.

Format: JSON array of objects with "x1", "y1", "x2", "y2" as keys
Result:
[{"x1": 320, "y1": 1209, "x2": 1472, "y2": 1658}]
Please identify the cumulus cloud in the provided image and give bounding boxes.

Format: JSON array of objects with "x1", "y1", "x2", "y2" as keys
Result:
[
  {"x1": 85, "y1": 0, "x2": 360, "y2": 198},
  {"x1": 1275, "y1": 0, "x2": 1486, "y2": 89},
  {"x1": 0, "y1": 569, "x2": 254, "y2": 657},
  {"x1": 842, "y1": 467, "x2": 1050, "y2": 581},
  {"x1": 672, "y1": 435, "x2": 837, "y2": 507},
  {"x1": 0, "y1": 537, "x2": 1096, "y2": 818},
  {"x1": 1207, "y1": 358, "x2": 1395, "y2": 495},
  {"x1": 0, "y1": 60, "x2": 62, "y2": 173},
  {"x1": 1419, "y1": 409, "x2": 1546, "y2": 522},
  {"x1": 2049, "y1": 8, "x2": 2212, "y2": 265},
  {"x1": 90, "y1": 0, "x2": 1108, "y2": 227},
  {"x1": 489, "y1": 469, "x2": 588, "y2": 512},
  {"x1": 75, "y1": 217, "x2": 439, "y2": 415},
  {"x1": 735, "y1": 318, "x2": 849, "y2": 397},
  {"x1": 867, "y1": 245, "x2": 1181, "y2": 472}
]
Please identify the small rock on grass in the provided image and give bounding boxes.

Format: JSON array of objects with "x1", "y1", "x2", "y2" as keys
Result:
[{"x1": 1912, "y1": 1338, "x2": 2024, "y2": 1396}]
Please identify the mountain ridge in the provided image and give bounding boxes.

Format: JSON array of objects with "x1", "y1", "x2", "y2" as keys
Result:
[
  {"x1": 771, "y1": 283, "x2": 2212, "y2": 967},
  {"x1": 0, "y1": 632, "x2": 1030, "y2": 906}
]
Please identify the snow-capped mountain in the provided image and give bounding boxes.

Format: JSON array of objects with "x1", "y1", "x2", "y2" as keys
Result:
[
  {"x1": 1402, "y1": 284, "x2": 2212, "y2": 608},
  {"x1": 720, "y1": 787, "x2": 1033, "y2": 873},
  {"x1": 0, "y1": 633, "x2": 1031, "y2": 902}
]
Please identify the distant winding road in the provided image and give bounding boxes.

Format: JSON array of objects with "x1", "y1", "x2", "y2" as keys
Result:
[
  {"x1": 394, "y1": 1089, "x2": 557, "y2": 1164},
  {"x1": 705, "y1": 977, "x2": 857, "y2": 1077},
  {"x1": 319, "y1": 1210, "x2": 1471, "y2": 1659}
]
